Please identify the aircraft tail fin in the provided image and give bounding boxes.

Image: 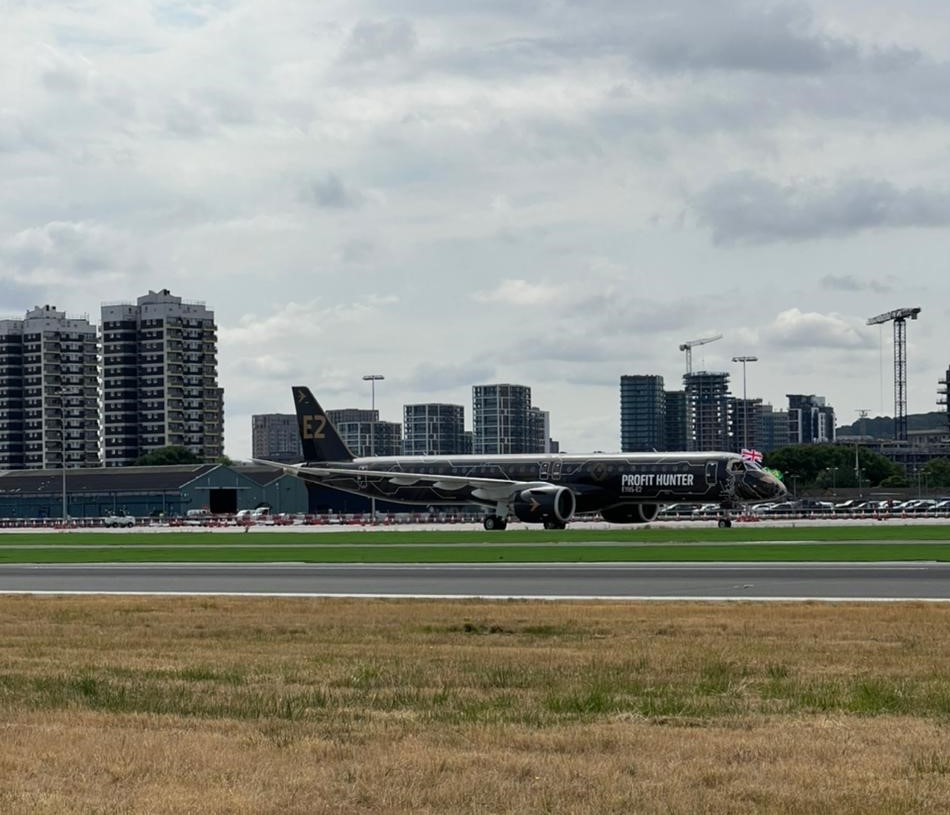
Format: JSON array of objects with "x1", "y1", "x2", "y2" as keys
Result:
[{"x1": 292, "y1": 385, "x2": 355, "y2": 462}]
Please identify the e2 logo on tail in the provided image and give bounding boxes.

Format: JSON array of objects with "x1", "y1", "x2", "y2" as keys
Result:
[{"x1": 301, "y1": 414, "x2": 327, "y2": 440}]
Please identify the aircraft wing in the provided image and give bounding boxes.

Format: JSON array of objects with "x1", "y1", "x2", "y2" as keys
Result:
[{"x1": 254, "y1": 460, "x2": 549, "y2": 502}]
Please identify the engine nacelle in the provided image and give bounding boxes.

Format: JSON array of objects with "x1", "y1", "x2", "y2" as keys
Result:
[
  {"x1": 512, "y1": 486, "x2": 576, "y2": 524},
  {"x1": 601, "y1": 504, "x2": 660, "y2": 524}
]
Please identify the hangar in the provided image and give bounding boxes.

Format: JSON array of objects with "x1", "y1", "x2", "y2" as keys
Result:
[{"x1": 0, "y1": 464, "x2": 310, "y2": 520}]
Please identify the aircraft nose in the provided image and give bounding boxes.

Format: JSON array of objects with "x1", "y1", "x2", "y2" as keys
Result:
[{"x1": 743, "y1": 470, "x2": 786, "y2": 500}]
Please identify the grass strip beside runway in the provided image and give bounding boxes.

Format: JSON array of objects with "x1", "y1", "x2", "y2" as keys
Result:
[
  {"x1": 0, "y1": 526, "x2": 949, "y2": 563},
  {"x1": 2, "y1": 597, "x2": 950, "y2": 813}
]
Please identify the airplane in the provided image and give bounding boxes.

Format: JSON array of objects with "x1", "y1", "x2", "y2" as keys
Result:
[{"x1": 263, "y1": 386, "x2": 786, "y2": 530}]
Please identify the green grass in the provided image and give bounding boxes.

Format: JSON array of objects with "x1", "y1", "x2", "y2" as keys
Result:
[
  {"x1": 7, "y1": 524, "x2": 950, "y2": 544},
  {"x1": 0, "y1": 525, "x2": 949, "y2": 563}
]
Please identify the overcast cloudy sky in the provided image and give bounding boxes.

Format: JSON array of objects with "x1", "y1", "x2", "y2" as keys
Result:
[{"x1": 4, "y1": 1, "x2": 950, "y2": 458}]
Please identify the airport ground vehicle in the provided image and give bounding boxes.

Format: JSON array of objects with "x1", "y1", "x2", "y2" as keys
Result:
[{"x1": 103, "y1": 512, "x2": 135, "y2": 528}]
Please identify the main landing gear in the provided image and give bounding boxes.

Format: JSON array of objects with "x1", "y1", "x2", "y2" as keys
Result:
[
  {"x1": 717, "y1": 504, "x2": 736, "y2": 528},
  {"x1": 483, "y1": 515, "x2": 508, "y2": 531}
]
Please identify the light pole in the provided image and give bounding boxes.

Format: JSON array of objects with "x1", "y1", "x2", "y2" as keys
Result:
[
  {"x1": 731, "y1": 355, "x2": 758, "y2": 453},
  {"x1": 362, "y1": 374, "x2": 384, "y2": 521}
]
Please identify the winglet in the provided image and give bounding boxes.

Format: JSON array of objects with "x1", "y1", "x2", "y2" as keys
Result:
[{"x1": 292, "y1": 386, "x2": 354, "y2": 462}]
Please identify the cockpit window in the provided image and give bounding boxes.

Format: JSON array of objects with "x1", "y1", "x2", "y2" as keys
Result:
[{"x1": 729, "y1": 460, "x2": 746, "y2": 473}]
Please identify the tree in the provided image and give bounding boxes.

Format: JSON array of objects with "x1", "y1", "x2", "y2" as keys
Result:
[
  {"x1": 133, "y1": 446, "x2": 202, "y2": 466},
  {"x1": 921, "y1": 457, "x2": 950, "y2": 489},
  {"x1": 763, "y1": 445, "x2": 901, "y2": 490}
]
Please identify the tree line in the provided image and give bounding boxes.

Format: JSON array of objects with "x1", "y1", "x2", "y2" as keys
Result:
[{"x1": 764, "y1": 445, "x2": 950, "y2": 491}]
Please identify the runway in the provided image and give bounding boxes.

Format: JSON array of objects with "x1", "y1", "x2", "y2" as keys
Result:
[{"x1": 1, "y1": 562, "x2": 949, "y2": 600}]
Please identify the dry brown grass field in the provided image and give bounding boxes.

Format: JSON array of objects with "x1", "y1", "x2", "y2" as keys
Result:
[{"x1": 1, "y1": 596, "x2": 949, "y2": 814}]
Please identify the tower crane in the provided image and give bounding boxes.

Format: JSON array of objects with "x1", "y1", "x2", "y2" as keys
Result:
[
  {"x1": 679, "y1": 334, "x2": 723, "y2": 375},
  {"x1": 866, "y1": 307, "x2": 921, "y2": 441}
]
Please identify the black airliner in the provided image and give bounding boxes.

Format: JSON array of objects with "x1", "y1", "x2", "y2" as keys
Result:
[{"x1": 266, "y1": 386, "x2": 786, "y2": 530}]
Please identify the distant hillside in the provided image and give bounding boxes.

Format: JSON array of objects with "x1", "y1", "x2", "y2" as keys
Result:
[{"x1": 837, "y1": 411, "x2": 948, "y2": 437}]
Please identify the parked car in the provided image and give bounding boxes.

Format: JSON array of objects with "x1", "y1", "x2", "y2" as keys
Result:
[
  {"x1": 658, "y1": 503, "x2": 697, "y2": 517},
  {"x1": 899, "y1": 499, "x2": 938, "y2": 514},
  {"x1": 103, "y1": 512, "x2": 134, "y2": 528},
  {"x1": 764, "y1": 501, "x2": 799, "y2": 515},
  {"x1": 797, "y1": 499, "x2": 834, "y2": 513}
]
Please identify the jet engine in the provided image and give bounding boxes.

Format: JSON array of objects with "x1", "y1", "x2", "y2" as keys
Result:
[
  {"x1": 512, "y1": 486, "x2": 576, "y2": 524},
  {"x1": 601, "y1": 504, "x2": 660, "y2": 524}
]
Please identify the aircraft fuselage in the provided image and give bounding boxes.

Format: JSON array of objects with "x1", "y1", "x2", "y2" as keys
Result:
[{"x1": 293, "y1": 452, "x2": 775, "y2": 512}]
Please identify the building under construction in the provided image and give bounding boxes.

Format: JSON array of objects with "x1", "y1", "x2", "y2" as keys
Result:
[{"x1": 684, "y1": 371, "x2": 731, "y2": 452}]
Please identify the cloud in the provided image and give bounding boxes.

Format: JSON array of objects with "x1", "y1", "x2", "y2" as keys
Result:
[
  {"x1": 303, "y1": 173, "x2": 366, "y2": 209},
  {"x1": 819, "y1": 274, "x2": 894, "y2": 294},
  {"x1": 761, "y1": 308, "x2": 873, "y2": 349},
  {"x1": 631, "y1": 2, "x2": 861, "y2": 75},
  {"x1": 404, "y1": 361, "x2": 497, "y2": 393},
  {"x1": 339, "y1": 18, "x2": 417, "y2": 65},
  {"x1": 0, "y1": 221, "x2": 147, "y2": 287},
  {"x1": 472, "y1": 279, "x2": 568, "y2": 306},
  {"x1": 694, "y1": 173, "x2": 950, "y2": 244}
]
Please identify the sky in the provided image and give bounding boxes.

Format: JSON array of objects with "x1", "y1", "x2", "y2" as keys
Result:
[{"x1": 3, "y1": 0, "x2": 950, "y2": 460}]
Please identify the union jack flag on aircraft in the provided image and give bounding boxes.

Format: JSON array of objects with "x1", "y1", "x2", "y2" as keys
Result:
[{"x1": 741, "y1": 448, "x2": 763, "y2": 464}]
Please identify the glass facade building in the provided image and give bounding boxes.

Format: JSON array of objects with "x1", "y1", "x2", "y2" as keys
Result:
[
  {"x1": 403, "y1": 403, "x2": 467, "y2": 455},
  {"x1": 472, "y1": 384, "x2": 533, "y2": 455},
  {"x1": 620, "y1": 375, "x2": 666, "y2": 452}
]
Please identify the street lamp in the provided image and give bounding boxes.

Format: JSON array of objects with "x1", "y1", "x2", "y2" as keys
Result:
[
  {"x1": 362, "y1": 374, "x2": 384, "y2": 521},
  {"x1": 731, "y1": 355, "x2": 758, "y2": 452}
]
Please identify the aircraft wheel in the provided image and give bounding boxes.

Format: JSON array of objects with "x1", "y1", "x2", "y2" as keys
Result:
[
  {"x1": 543, "y1": 519, "x2": 566, "y2": 530},
  {"x1": 717, "y1": 518, "x2": 732, "y2": 528},
  {"x1": 484, "y1": 516, "x2": 506, "y2": 531}
]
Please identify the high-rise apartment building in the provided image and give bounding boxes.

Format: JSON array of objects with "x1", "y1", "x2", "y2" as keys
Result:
[
  {"x1": 251, "y1": 414, "x2": 303, "y2": 462},
  {"x1": 326, "y1": 409, "x2": 402, "y2": 457},
  {"x1": 527, "y1": 406, "x2": 551, "y2": 454},
  {"x1": 472, "y1": 384, "x2": 533, "y2": 455},
  {"x1": 684, "y1": 371, "x2": 731, "y2": 451},
  {"x1": 787, "y1": 394, "x2": 835, "y2": 444},
  {"x1": 620, "y1": 375, "x2": 666, "y2": 452},
  {"x1": 664, "y1": 390, "x2": 688, "y2": 451},
  {"x1": 403, "y1": 403, "x2": 467, "y2": 455},
  {"x1": 759, "y1": 404, "x2": 790, "y2": 453},
  {"x1": 730, "y1": 397, "x2": 763, "y2": 453},
  {"x1": 0, "y1": 306, "x2": 99, "y2": 469},
  {"x1": 101, "y1": 289, "x2": 223, "y2": 466}
]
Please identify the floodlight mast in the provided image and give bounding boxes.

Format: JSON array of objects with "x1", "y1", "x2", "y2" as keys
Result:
[{"x1": 866, "y1": 307, "x2": 921, "y2": 441}]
